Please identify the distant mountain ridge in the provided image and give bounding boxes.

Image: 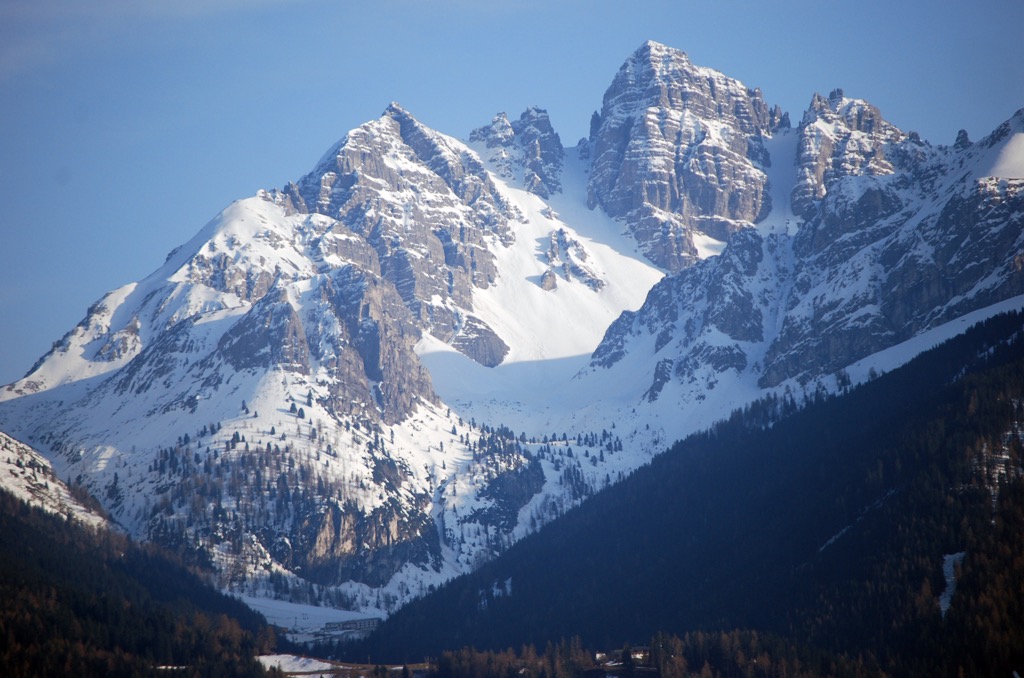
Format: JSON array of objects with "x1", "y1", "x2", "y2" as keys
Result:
[{"x1": 0, "y1": 40, "x2": 1021, "y2": 622}]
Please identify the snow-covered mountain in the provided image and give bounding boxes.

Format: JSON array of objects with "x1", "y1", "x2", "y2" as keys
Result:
[
  {"x1": 589, "y1": 87, "x2": 1024, "y2": 405},
  {"x1": 1, "y1": 40, "x2": 1021, "y2": 619},
  {"x1": 0, "y1": 95, "x2": 663, "y2": 615}
]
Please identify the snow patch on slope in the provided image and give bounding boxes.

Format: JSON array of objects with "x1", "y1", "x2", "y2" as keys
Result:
[
  {"x1": 419, "y1": 145, "x2": 664, "y2": 429},
  {"x1": 0, "y1": 431, "x2": 108, "y2": 529},
  {"x1": 258, "y1": 654, "x2": 338, "y2": 676},
  {"x1": 939, "y1": 552, "x2": 966, "y2": 617},
  {"x1": 983, "y1": 129, "x2": 1024, "y2": 179},
  {"x1": 757, "y1": 128, "x2": 802, "y2": 235}
]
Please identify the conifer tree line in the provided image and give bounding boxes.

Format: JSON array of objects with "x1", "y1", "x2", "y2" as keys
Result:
[
  {"x1": 3, "y1": 311, "x2": 1023, "y2": 676},
  {"x1": 347, "y1": 311, "x2": 1024, "y2": 676},
  {"x1": 426, "y1": 631, "x2": 868, "y2": 678},
  {"x1": 0, "y1": 490, "x2": 286, "y2": 677},
  {"x1": 115, "y1": 395, "x2": 626, "y2": 599}
]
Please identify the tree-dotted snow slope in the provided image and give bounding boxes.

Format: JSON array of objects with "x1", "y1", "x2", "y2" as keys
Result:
[{"x1": 0, "y1": 42, "x2": 1021, "y2": 623}]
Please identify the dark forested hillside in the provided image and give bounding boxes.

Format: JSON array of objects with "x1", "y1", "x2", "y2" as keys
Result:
[
  {"x1": 0, "y1": 491, "x2": 283, "y2": 677},
  {"x1": 424, "y1": 631, "x2": 868, "y2": 678},
  {"x1": 354, "y1": 311, "x2": 1024, "y2": 676}
]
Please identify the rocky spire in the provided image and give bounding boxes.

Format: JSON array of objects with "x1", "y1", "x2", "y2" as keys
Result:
[
  {"x1": 470, "y1": 107, "x2": 564, "y2": 198},
  {"x1": 585, "y1": 41, "x2": 779, "y2": 271},
  {"x1": 792, "y1": 90, "x2": 907, "y2": 220}
]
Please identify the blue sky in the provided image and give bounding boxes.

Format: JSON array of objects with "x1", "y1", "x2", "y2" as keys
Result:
[{"x1": 1, "y1": 0, "x2": 1022, "y2": 384}]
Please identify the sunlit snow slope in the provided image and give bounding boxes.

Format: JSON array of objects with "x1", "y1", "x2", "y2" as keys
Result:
[{"x1": 0, "y1": 41, "x2": 1021, "y2": 624}]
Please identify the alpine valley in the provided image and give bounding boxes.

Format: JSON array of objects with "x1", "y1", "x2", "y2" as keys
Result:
[{"x1": 2, "y1": 39, "x2": 1023, "y2": 631}]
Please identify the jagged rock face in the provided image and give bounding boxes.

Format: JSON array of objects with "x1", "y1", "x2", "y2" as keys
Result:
[
  {"x1": 287, "y1": 453, "x2": 440, "y2": 587},
  {"x1": 200, "y1": 262, "x2": 433, "y2": 427},
  {"x1": 594, "y1": 103, "x2": 1024, "y2": 395},
  {"x1": 758, "y1": 113, "x2": 1024, "y2": 387},
  {"x1": 586, "y1": 40, "x2": 786, "y2": 271},
  {"x1": 218, "y1": 289, "x2": 312, "y2": 375},
  {"x1": 72, "y1": 205, "x2": 436, "y2": 427},
  {"x1": 592, "y1": 227, "x2": 766, "y2": 380},
  {"x1": 292, "y1": 103, "x2": 516, "y2": 365},
  {"x1": 470, "y1": 107, "x2": 565, "y2": 198},
  {"x1": 450, "y1": 315, "x2": 509, "y2": 368},
  {"x1": 643, "y1": 358, "x2": 674, "y2": 402},
  {"x1": 313, "y1": 266, "x2": 434, "y2": 424},
  {"x1": 791, "y1": 89, "x2": 908, "y2": 223},
  {"x1": 95, "y1": 316, "x2": 142, "y2": 363},
  {"x1": 545, "y1": 228, "x2": 604, "y2": 291},
  {"x1": 181, "y1": 250, "x2": 278, "y2": 303}
]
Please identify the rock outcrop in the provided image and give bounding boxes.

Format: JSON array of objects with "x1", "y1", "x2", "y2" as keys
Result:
[
  {"x1": 292, "y1": 103, "x2": 516, "y2": 366},
  {"x1": 593, "y1": 97, "x2": 1024, "y2": 394},
  {"x1": 470, "y1": 107, "x2": 565, "y2": 198},
  {"x1": 586, "y1": 40, "x2": 787, "y2": 271}
]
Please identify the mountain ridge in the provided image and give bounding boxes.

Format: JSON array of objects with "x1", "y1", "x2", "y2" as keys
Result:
[{"x1": 1, "y1": 40, "x2": 1021, "y2": 625}]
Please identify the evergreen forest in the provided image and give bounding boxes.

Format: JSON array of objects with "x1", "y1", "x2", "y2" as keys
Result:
[
  {"x1": 347, "y1": 311, "x2": 1024, "y2": 676},
  {"x1": 0, "y1": 489, "x2": 285, "y2": 677},
  {"x1": 3, "y1": 311, "x2": 1023, "y2": 676}
]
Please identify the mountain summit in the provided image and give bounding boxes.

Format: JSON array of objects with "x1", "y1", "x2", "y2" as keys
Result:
[
  {"x1": 2, "y1": 41, "x2": 1021, "y2": 620},
  {"x1": 586, "y1": 40, "x2": 787, "y2": 270}
]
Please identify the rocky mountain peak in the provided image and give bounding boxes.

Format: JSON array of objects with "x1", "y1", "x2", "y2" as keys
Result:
[
  {"x1": 955, "y1": 129, "x2": 973, "y2": 150},
  {"x1": 2, "y1": 41, "x2": 1022, "y2": 627},
  {"x1": 383, "y1": 100, "x2": 410, "y2": 118},
  {"x1": 801, "y1": 88, "x2": 899, "y2": 138},
  {"x1": 601, "y1": 40, "x2": 778, "y2": 135},
  {"x1": 586, "y1": 41, "x2": 779, "y2": 271},
  {"x1": 792, "y1": 90, "x2": 908, "y2": 220},
  {"x1": 472, "y1": 112, "x2": 515, "y2": 148},
  {"x1": 283, "y1": 103, "x2": 521, "y2": 368},
  {"x1": 469, "y1": 107, "x2": 564, "y2": 198},
  {"x1": 591, "y1": 81, "x2": 1024, "y2": 402}
]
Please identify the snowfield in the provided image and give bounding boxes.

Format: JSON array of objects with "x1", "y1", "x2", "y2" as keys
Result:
[{"x1": 1, "y1": 45, "x2": 1023, "y2": 634}]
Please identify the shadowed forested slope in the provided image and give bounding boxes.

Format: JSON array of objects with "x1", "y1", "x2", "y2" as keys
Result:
[
  {"x1": 0, "y1": 490, "x2": 284, "y2": 677},
  {"x1": 353, "y1": 311, "x2": 1024, "y2": 676}
]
